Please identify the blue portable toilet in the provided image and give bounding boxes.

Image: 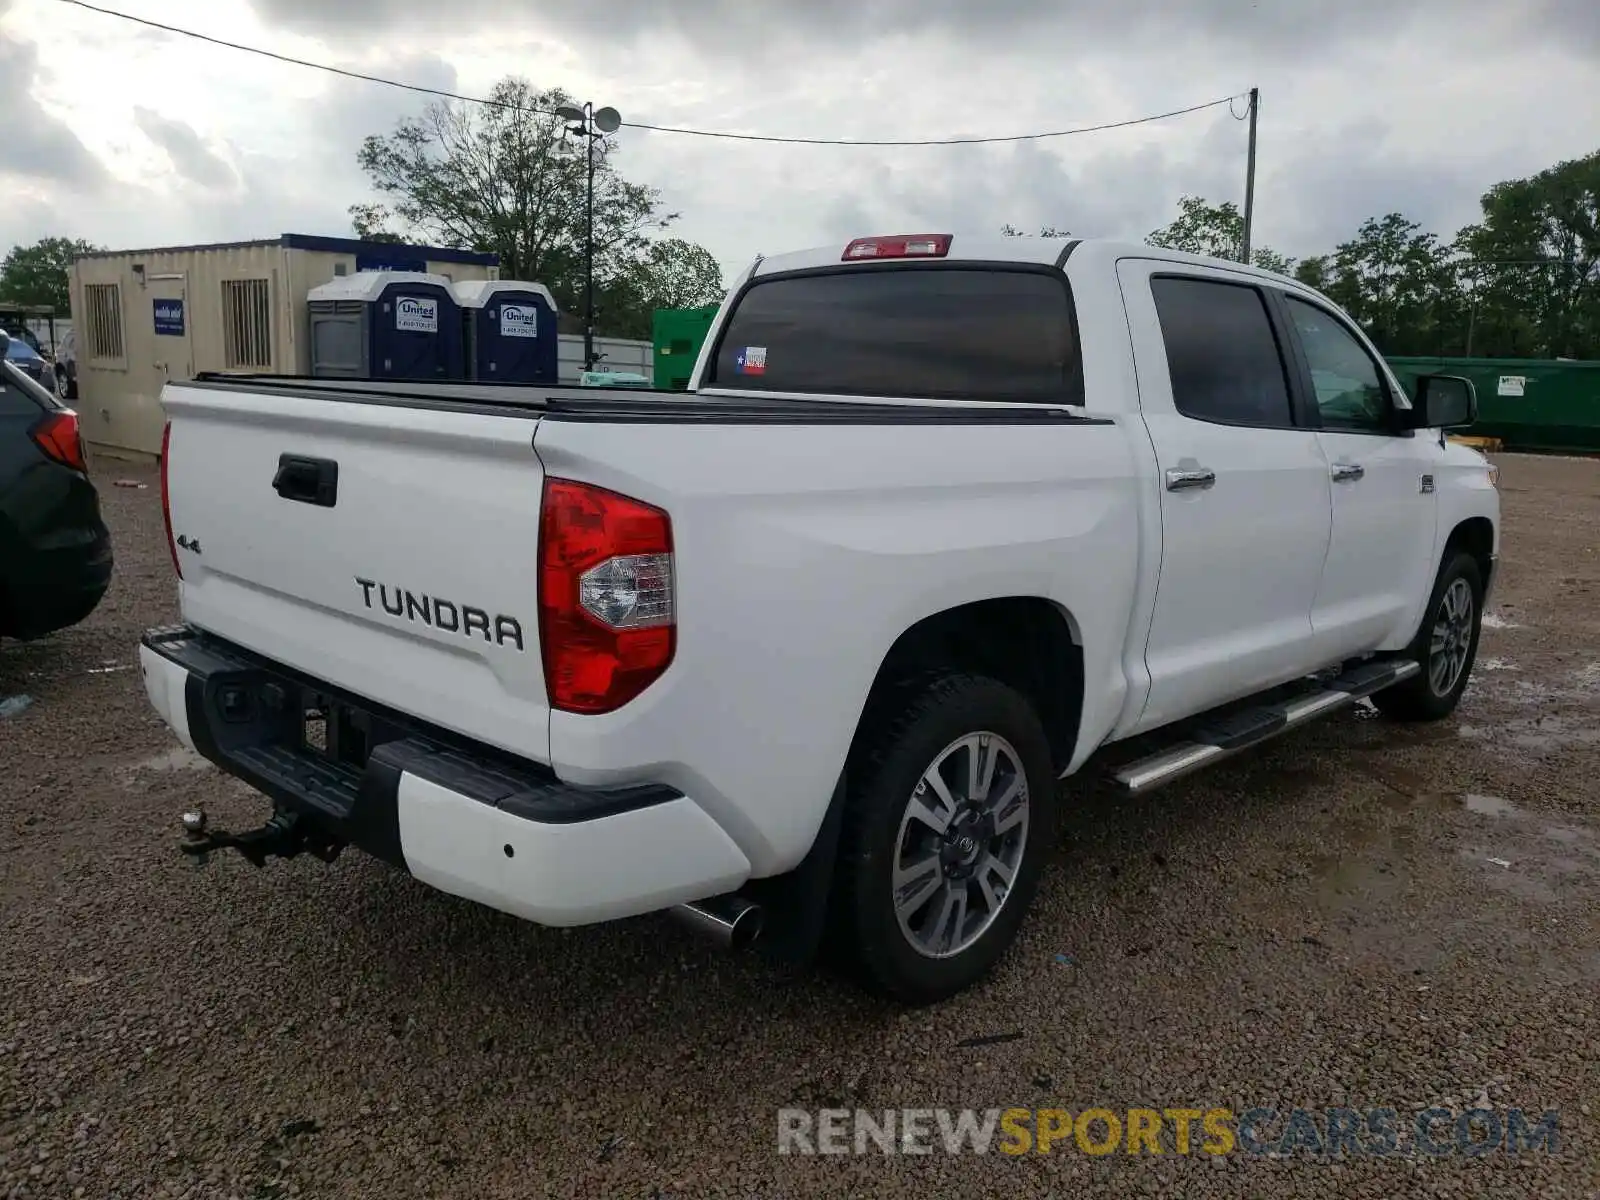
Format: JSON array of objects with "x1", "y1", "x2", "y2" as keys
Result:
[
  {"x1": 454, "y1": 280, "x2": 559, "y2": 384},
  {"x1": 307, "y1": 271, "x2": 463, "y2": 380}
]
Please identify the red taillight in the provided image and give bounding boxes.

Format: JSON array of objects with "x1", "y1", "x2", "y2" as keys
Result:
[
  {"x1": 842, "y1": 233, "x2": 952, "y2": 261},
  {"x1": 160, "y1": 421, "x2": 182, "y2": 580},
  {"x1": 30, "y1": 409, "x2": 87, "y2": 473},
  {"x1": 538, "y1": 478, "x2": 675, "y2": 714}
]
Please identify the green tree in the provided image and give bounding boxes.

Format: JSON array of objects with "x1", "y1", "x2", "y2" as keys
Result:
[
  {"x1": 622, "y1": 238, "x2": 723, "y2": 307},
  {"x1": 1147, "y1": 195, "x2": 1293, "y2": 273},
  {"x1": 348, "y1": 203, "x2": 406, "y2": 244},
  {"x1": 592, "y1": 238, "x2": 726, "y2": 339},
  {"x1": 0, "y1": 237, "x2": 102, "y2": 312},
  {"x1": 1317, "y1": 214, "x2": 1463, "y2": 355},
  {"x1": 1453, "y1": 150, "x2": 1600, "y2": 358},
  {"x1": 352, "y1": 76, "x2": 713, "y2": 332},
  {"x1": 1293, "y1": 255, "x2": 1331, "y2": 291},
  {"x1": 1000, "y1": 224, "x2": 1071, "y2": 237}
]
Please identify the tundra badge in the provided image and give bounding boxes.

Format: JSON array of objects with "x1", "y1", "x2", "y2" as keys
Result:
[{"x1": 356, "y1": 577, "x2": 525, "y2": 651}]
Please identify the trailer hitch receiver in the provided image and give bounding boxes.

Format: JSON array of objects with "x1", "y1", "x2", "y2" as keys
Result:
[{"x1": 178, "y1": 807, "x2": 343, "y2": 868}]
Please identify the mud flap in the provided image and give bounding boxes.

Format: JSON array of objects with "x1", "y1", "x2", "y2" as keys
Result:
[{"x1": 741, "y1": 772, "x2": 848, "y2": 965}]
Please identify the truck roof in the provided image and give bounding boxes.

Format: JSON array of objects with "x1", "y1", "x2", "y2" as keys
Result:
[{"x1": 749, "y1": 236, "x2": 1301, "y2": 288}]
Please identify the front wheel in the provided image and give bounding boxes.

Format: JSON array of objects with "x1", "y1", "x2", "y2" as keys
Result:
[
  {"x1": 1371, "y1": 551, "x2": 1484, "y2": 722},
  {"x1": 833, "y1": 674, "x2": 1056, "y2": 1004}
]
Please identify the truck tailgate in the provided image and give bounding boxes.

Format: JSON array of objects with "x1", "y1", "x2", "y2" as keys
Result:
[{"x1": 160, "y1": 382, "x2": 550, "y2": 763}]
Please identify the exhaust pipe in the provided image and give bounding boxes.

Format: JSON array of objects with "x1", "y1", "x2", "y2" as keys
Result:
[{"x1": 670, "y1": 893, "x2": 764, "y2": 950}]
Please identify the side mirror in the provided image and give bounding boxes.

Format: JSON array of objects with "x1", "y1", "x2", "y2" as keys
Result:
[{"x1": 1413, "y1": 374, "x2": 1477, "y2": 429}]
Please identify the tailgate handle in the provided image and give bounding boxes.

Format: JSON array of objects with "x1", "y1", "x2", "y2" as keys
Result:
[{"x1": 273, "y1": 455, "x2": 339, "y2": 508}]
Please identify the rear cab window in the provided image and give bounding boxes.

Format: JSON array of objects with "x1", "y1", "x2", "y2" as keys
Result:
[{"x1": 707, "y1": 267, "x2": 1082, "y2": 404}]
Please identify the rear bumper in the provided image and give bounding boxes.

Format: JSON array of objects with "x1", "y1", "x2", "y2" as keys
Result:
[{"x1": 138, "y1": 626, "x2": 751, "y2": 926}]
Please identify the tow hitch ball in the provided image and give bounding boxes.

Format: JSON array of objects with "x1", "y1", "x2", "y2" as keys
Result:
[{"x1": 178, "y1": 807, "x2": 342, "y2": 868}]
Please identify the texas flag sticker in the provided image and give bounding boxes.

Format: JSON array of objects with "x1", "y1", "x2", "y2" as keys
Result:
[{"x1": 735, "y1": 346, "x2": 768, "y2": 376}]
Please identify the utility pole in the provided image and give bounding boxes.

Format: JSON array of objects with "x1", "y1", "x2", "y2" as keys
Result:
[{"x1": 1240, "y1": 87, "x2": 1259, "y2": 265}]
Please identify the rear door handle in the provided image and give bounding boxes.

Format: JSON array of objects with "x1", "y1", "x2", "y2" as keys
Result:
[
  {"x1": 1331, "y1": 462, "x2": 1365, "y2": 483},
  {"x1": 273, "y1": 454, "x2": 339, "y2": 507},
  {"x1": 1165, "y1": 467, "x2": 1216, "y2": 492}
]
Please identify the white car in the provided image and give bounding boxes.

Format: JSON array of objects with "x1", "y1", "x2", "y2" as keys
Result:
[{"x1": 140, "y1": 234, "x2": 1500, "y2": 1003}]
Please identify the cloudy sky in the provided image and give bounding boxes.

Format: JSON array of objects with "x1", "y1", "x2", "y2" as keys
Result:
[{"x1": 3, "y1": 0, "x2": 1598, "y2": 281}]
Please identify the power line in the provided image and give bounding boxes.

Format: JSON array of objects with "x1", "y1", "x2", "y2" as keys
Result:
[
  {"x1": 56, "y1": 0, "x2": 1245, "y2": 148},
  {"x1": 625, "y1": 96, "x2": 1242, "y2": 146}
]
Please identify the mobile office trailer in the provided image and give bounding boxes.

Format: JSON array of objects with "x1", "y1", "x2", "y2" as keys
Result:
[{"x1": 68, "y1": 235, "x2": 499, "y2": 456}]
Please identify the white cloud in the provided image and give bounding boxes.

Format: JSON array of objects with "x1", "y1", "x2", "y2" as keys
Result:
[{"x1": 1, "y1": 0, "x2": 1597, "y2": 279}]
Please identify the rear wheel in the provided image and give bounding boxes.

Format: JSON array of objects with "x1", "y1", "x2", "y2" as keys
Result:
[
  {"x1": 1371, "y1": 551, "x2": 1484, "y2": 722},
  {"x1": 833, "y1": 674, "x2": 1055, "y2": 1004}
]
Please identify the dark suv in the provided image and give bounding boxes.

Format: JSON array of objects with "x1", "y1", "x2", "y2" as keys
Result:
[{"x1": 0, "y1": 332, "x2": 113, "y2": 640}]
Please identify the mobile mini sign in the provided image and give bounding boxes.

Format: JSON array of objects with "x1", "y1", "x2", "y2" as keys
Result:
[
  {"x1": 394, "y1": 297, "x2": 438, "y2": 334},
  {"x1": 499, "y1": 304, "x2": 541, "y2": 339},
  {"x1": 153, "y1": 298, "x2": 185, "y2": 337}
]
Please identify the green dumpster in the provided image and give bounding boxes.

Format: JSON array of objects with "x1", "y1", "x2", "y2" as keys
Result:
[
  {"x1": 1386, "y1": 356, "x2": 1600, "y2": 454},
  {"x1": 652, "y1": 305, "x2": 719, "y2": 391}
]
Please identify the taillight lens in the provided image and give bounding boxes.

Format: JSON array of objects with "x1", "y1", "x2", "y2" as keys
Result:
[
  {"x1": 30, "y1": 410, "x2": 87, "y2": 473},
  {"x1": 539, "y1": 478, "x2": 675, "y2": 714},
  {"x1": 160, "y1": 421, "x2": 182, "y2": 579}
]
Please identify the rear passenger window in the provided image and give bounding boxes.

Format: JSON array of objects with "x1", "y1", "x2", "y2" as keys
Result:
[{"x1": 1151, "y1": 277, "x2": 1293, "y2": 427}]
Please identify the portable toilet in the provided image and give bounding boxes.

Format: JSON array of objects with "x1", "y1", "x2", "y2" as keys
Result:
[
  {"x1": 306, "y1": 271, "x2": 463, "y2": 381},
  {"x1": 454, "y1": 280, "x2": 559, "y2": 384}
]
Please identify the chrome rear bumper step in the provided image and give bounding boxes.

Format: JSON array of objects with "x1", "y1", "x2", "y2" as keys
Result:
[{"x1": 1110, "y1": 659, "x2": 1419, "y2": 795}]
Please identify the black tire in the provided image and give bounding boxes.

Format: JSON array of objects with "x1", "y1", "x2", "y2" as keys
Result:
[
  {"x1": 57, "y1": 369, "x2": 76, "y2": 401},
  {"x1": 833, "y1": 673, "x2": 1056, "y2": 1004},
  {"x1": 1371, "y1": 551, "x2": 1484, "y2": 722}
]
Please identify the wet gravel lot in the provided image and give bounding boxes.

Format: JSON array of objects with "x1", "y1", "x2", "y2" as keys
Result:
[{"x1": 3, "y1": 452, "x2": 1599, "y2": 1199}]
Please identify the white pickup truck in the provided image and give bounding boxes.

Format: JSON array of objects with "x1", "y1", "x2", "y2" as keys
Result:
[{"x1": 141, "y1": 234, "x2": 1500, "y2": 1003}]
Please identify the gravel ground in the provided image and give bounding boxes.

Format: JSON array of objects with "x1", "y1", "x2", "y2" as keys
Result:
[{"x1": 3, "y1": 452, "x2": 1598, "y2": 1199}]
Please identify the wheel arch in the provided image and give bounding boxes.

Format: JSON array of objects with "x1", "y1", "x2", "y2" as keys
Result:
[
  {"x1": 1442, "y1": 515, "x2": 1495, "y2": 591},
  {"x1": 748, "y1": 595, "x2": 1083, "y2": 968},
  {"x1": 851, "y1": 596, "x2": 1084, "y2": 776}
]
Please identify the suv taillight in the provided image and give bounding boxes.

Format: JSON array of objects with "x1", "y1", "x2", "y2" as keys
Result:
[
  {"x1": 538, "y1": 479, "x2": 675, "y2": 714},
  {"x1": 160, "y1": 421, "x2": 182, "y2": 579},
  {"x1": 30, "y1": 410, "x2": 87, "y2": 473}
]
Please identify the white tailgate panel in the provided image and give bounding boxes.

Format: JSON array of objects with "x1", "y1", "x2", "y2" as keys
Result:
[{"x1": 163, "y1": 385, "x2": 550, "y2": 763}]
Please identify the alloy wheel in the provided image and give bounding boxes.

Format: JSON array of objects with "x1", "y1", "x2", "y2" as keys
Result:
[{"x1": 890, "y1": 731, "x2": 1030, "y2": 960}]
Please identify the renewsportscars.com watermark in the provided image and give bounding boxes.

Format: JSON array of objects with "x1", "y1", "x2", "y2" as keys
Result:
[{"x1": 777, "y1": 1106, "x2": 1561, "y2": 1158}]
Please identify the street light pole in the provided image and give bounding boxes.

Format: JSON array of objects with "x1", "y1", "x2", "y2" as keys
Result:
[
  {"x1": 583, "y1": 102, "x2": 596, "y2": 373},
  {"x1": 557, "y1": 101, "x2": 621, "y2": 373}
]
